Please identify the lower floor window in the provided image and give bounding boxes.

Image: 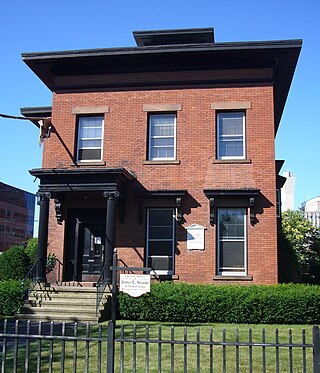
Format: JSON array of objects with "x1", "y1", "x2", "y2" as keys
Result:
[
  {"x1": 146, "y1": 208, "x2": 175, "y2": 275},
  {"x1": 217, "y1": 208, "x2": 247, "y2": 275}
]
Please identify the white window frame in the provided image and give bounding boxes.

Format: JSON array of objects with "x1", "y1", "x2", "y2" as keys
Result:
[
  {"x1": 148, "y1": 114, "x2": 176, "y2": 161},
  {"x1": 77, "y1": 116, "x2": 104, "y2": 162},
  {"x1": 217, "y1": 208, "x2": 247, "y2": 276},
  {"x1": 146, "y1": 208, "x2": 175, "y2": 275},
  {"x1": 217, "y1": 112, "x2": 246, "y2": 160}
]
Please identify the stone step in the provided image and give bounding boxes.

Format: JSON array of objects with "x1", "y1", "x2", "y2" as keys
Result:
[
  {"x1": 23, "y1": 302, "x2": 105, "y2": 312},
  {"x1": 17, "y1": 313, "x2": 99, "y2": 323},
  {"x1": 26, "y1": 297, "x2": 109, "y2": 306},
  {"x1": 34, "y1": 286, "x2": 99, "y2": 293},
  {"x1": 21, "y1": 305, "x2": 101, "y2": 315},
  {"x1": 29, "y1": 287, "x2": 110, "y2": 299},
  {"x1": 29, "y1": 292, "x2": 101, "y2": 300},
  {"x1": 17, "y1": 283, "x2": 111, "y2": 323}
]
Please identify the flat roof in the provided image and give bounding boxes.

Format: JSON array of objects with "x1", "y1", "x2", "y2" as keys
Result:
[{"x1": 133, "y1": 27, "x2": 215, "y2": 46}]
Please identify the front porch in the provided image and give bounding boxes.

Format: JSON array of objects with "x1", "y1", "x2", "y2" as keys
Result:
[{"x1": 30, "y1": 167, "x2": 135, "y2": 285}]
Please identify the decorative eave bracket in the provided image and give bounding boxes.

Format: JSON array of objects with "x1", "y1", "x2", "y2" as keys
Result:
[
  {"x1": 138, "y1": 189, "x2": 187, "y2": 225},
  {"x1": 209, "y1": 197, "x2": 215, "y2": 225},
  {"x1": 204, "y1": 189, "x2": 260, "y2": 226},
  {"x1": 249, "y1": 197, "x2": 256, "y2": 225}
]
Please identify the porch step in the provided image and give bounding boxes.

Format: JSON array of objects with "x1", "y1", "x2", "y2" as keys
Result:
[{"x1": 16, "y1": 283, "x2": 111, "y2": 323}]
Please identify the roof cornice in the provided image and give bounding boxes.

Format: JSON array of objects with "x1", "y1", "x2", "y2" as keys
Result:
[
  {"x1": 22, "y1": 37, "x2": 302, "y2": 132},
  {"x1": 22, "y1": 39, "x2": 302, "y2": 60}
]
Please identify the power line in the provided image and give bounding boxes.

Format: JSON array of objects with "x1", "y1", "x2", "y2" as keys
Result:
[{"x1": 0, "y1": 113, "x2": 49, "y2": 121}]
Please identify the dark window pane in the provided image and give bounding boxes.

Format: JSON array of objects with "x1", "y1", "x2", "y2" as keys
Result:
[
  {"x1": 148, "y1": 256, "x2": 173, "y2": 272},
  {"x1": 149, "y1": 226, "x2": 173, "y2": 239},
  {"x1": 148, "y1": 241, "x2": 173, "y2": 256},
  {"x1": 219, "y1": 209, "x2": 245, "y2": 239},
  {"x1": 79, "y1": 139, "x2": 102, "y2": 148},
  {"x1": 219, "y1": 140, "x2": 243, "y2": 157},
  {"x1": 149, "y1": 210, "x2": 173, "y2": 226},
  {"x1": 151, "y1": 138, "x2": 174, "y2": 147},
  {"x1": 219, "y1": 241, "x2": 245, "y2": 270},
  {"x1": 78, "y1": 148, "x2": 101, "y2": 161}
]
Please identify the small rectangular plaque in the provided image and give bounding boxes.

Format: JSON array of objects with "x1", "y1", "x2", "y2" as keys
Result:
[
  {"x1": 119, "y1": 274, "x2": 151, "y2": 297},
  {"x1": 186, "y1": 224, "x2": 206, "y2": 251}
]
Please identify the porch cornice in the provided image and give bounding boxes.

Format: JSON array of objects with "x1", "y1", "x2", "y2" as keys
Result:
[{"x1": 29, "y1": 167, "x2": 136, "y2": 193}]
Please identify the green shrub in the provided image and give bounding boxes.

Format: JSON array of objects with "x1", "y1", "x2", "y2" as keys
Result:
[
  {"x1": 0, "y1": 245, "x2": 30, "y2": 281},
  {"x1": 0, "y1": 280, "x2": 25, "y2": 316},
  {"x1": 24, "y1": 238, "x2": 38, "y2": 265},
  {"x1": 118, "y1": 282, "x2": 320, "y2": 324}
]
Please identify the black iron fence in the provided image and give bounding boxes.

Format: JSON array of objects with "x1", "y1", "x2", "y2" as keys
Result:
[{"x1": 0, "y1": 319, "x2": 319, "y2": 373}]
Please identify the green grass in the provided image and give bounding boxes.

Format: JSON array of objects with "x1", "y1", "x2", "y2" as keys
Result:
[
  {"x1": 115, "y1": 321, "x2": 314, "y2": 373},
  {"x1": 1, "y1": 321, "x2": 315, "y2": 372}
]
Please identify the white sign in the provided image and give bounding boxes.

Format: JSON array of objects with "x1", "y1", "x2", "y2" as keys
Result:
[
  {"x1": 119, "y1": 274, "x2": 151, "y2": 297},
  {"x1": 186, "y1": 224, "x2": 206, "y2": 251}
]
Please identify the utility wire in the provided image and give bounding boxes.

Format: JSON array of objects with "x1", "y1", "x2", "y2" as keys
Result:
[{"x1": 0, "y1": 113, "x2": 49, "y2": 121}]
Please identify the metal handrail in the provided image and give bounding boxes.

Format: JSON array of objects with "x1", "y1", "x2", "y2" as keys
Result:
[
  {"x1": 96, "y1": 258, "x2": 112, "y2": 315},
  {"x1": 52, "y1": 258, "x2": 64, "y2": 284},
  {"x1": 21, "y1": 257, "x2": 42, "y2": 303}
]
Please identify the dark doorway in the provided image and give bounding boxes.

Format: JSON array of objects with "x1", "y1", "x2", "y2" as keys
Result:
[{"x1": 65, "y1": 208, "x2": 105, "y2": 282}]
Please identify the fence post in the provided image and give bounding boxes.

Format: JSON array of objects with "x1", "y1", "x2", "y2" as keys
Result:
[
  {"x1": 313, "y1": 325, "x2": 320, "y2": 373},
  {"x1": 107, "y1": 250, "x2": 118, "y2": 373},
  {"x1": 111, "y1": 250, "x2": 118, "y2": 324},
  {"x1": 107, "y1": 320, "x2": 115, "y2": 373}
]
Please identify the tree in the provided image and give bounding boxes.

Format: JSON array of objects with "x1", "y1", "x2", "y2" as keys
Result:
[
  {"x1": 280, "y1": 210, "x2": 320, "y2": 284},
  {"x1": 0, "y1": 245, "x2": 30, "y2": 281},
  {"x1": 24, "y1": 237, "x2": 38, "y2": 265}
]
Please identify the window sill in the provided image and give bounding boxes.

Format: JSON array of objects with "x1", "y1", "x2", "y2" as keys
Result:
[
  {"x1": 143, "y1": 160, "x2": 180, "y2": 165},
  {"x1": 213, "y1": 159, "x2": 252, "y2": 164},
  {"x1": 212, "y1": 275, "x2": 253, "y2": 281},
  {"x1": 151, "y1": 274, "x2": 179, "y2": 281},
  {"x1": 71, "y1": 161, "x2": 106, "y2": 167}
]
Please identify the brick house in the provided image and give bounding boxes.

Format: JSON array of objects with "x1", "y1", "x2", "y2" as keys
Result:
[{"x1": 22, "y1": 28, "x2": 301, "y2": 285}]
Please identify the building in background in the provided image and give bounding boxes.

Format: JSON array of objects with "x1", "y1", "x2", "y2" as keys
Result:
[
  {"x1": 0, "y1": 182, "x2": 35, "y2": 252},
  {"x1": 300, "y1": 196, "x2": 320, "y2": 228},
  {"x1": 281, "y1": 171, "x2": 296, "y2": 211}
]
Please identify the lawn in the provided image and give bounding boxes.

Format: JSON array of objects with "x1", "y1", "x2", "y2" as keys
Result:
[
  {"x1": 0, "y1": 320, "x2": 315, "y2": 372},
  {"x1": 115, "y1": 321, "x2": 314, "y2": 373}
]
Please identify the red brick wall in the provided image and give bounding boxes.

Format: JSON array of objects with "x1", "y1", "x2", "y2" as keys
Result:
[{"x1": 45, "y1": 85, "x2": 278, "y2": 284}]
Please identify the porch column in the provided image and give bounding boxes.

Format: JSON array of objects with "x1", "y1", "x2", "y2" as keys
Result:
[
  {"x1": 36, "y1": 192, "x2": 51, "y2": 282},
  {"x1": 103, "y1": 191, "x2": 119, "y2": 282}
]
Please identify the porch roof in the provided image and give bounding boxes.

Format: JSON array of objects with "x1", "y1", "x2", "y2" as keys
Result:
[{"x1": 29, "y1": 167, "x2": 135, "y2": 194}]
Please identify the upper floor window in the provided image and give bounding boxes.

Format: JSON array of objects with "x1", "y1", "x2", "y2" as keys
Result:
[
  {"x1": 77, "y1": 116, "x2": 104, "y2": 162},
  {"x1": 217, "y1": 112, "x2": 245, "y2": 159},
  {"x1": 148, "y1": 114, "x2": 176, "y2": 161}
]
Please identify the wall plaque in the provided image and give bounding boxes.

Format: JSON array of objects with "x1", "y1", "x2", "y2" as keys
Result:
[{"x1": 186, "y1": 224, "x2": 206, "y2": 251}]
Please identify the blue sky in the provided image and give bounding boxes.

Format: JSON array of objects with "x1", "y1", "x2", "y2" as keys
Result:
[{"x1": 0, "y1": 0, "x2": 319, "y2": 221}]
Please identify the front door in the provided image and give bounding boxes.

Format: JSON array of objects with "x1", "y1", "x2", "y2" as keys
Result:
[{"x1": 65, "y1": 208, "x2": 105, "y2": 282}]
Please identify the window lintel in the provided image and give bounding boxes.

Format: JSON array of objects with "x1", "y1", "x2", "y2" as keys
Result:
[
  {"x1": 72, "y1": 106, "x2": 109, "y2": 114},
  {"x1": 211, "y1": 101, "x2": 251, "y2": 110},
  {"x1": 143, "y1": 104, "x2": 182, "y2": 112}
]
